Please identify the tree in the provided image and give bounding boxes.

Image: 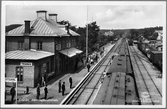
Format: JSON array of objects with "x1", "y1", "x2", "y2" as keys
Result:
[
  {"x1": 57, "y1": 20, "x2": 70, "y2": 25},
  {"x1": 74, "y1": 22, "x2": 100, "y2": 54},
  {"x1": 58, "y1": 20, "x2": 101, "y2": 54},
  {"x1": 87, "y1": 22, "x2": 100, "y2": 52},
  {"x1": 129, "y1": 29, "x2": 139, "y2": 39}
]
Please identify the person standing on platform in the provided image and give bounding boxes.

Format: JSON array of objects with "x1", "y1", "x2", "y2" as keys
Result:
[
  {"x1": 62, "y1": 82, "x2": 66, "y2": 96},
  {"x1": 69, "y1": 76, "x2": 73, "y2": 89},
  {"x1": 87, "y1": 63, "x2": 91, "y2": 72},
  {"x1": 10, "y1": 86, "x2": 16, "y2": 103},
  {"x1": 42, "y1": 77, "x2": 45, "y2": 87},
  {"x1": 36, "y1": 84, "x2": 40, "y2": 99},
  {"x1": 95, "y1": 54, "x2": 98, "y2": 62},
  {"x1": 58, "y1": 80, "x2": 61, "y2": 93},
  {"x1": 44, "y1": 85, "x2": 48, "y2": 100}
]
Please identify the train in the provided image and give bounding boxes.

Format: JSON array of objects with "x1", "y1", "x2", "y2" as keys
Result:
[
  {"x1": 136, "y1": 40, "x2": 162, "y2": 71},
  {"x1": 98, "y1": 38, "x2": 140, "y2": 105},
  {"x1": 127, "y1": 37, "x2": 162, "y2": 71}
]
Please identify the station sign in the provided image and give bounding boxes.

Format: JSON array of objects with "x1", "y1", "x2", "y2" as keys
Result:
[
  {"x1": 20, "y1": 62, "x2": 32, "y2": 66},
  {"x1": 5, "y1": 77, "x2": 17, "y2": 82}
]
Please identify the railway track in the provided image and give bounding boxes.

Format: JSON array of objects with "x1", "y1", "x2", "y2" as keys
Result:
[
  {"x1": 129, "y1": 45, "x2": 162, "y2": 105},
  {"x1": 61, "y1": 39, "x2": 123, "y2": 105},
  {"x1": 93, "y1": 39, "x2": 139, "y2": 105}
]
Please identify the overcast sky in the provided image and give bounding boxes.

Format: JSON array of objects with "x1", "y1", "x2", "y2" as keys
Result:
[{"x1": 4, "y1": 1, "x2": 165, "y2": 29}]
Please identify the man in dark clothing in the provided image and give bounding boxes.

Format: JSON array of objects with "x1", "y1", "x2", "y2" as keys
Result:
[
  {"x1": 44, "y1": 85, "x2": 48, "y2": 100},
  {"x1": 36, "y1": 84, "x2": 40, "y2": 99},
  {"x1": 69, "y1": 76, "x2": 73, "y2": 89},
  {"x1": 10, "y1": 86, "x2": 15, "y2": 103},
  {"x1": 95, "y1": 54, "x2": 98, "y2": 62},
  {"x1": 26, "y1": 86, "x2": 29, "y2": 94},
  {"x1": 87, "y1": 63, "x2": 91, "y2": 72},
  {"x1": 58, "y1": 80, "x2": 61, "y2": 93},
  {"x1": 62, "y1": 82, "x2": 66, "y2": 96}
]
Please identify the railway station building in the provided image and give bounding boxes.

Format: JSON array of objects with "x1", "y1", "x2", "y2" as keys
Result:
[{"x1": 5, "y1": 10, "x2": 82, "y2": 87}]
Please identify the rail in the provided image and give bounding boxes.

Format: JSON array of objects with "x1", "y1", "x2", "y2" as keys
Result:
[{"x1": 60, "y1": 43, "x2": 117, "y2": 105}]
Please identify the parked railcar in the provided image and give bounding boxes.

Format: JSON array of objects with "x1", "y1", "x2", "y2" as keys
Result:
[
  {"x1": 96, "y1": 38, "x2": 140, "y2": 105},
  {"x1": 95, "y1": 71, "x2": 139, "y2": 105},
  {"x1": 128, "y1": 39, "x2": 133, "y2": 46},
  {"x1": 137, "y1": 40, "x2": 162, "y2": 71},
  {"x1": 107, "y1": 55, "x2": 132, "y2": 75},
  {"x1": 150, "y1": 51, "x2": 162, "y2": 71}
]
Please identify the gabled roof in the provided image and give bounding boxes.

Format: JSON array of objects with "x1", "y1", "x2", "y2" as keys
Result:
[
  {"x1": 5, "y1": 50, "x2": 54, "y2": 60},
  {"x1": 6, "y1": 17, "x2": 80, "y2": 37}
]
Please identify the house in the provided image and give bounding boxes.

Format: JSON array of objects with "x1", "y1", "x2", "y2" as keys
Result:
[
  {"x1": 5, "y1": 10, "x2": 82, "y2": 87},
  {"x1": 154, "y1": 30, "x2": 163, "y2": 41}
]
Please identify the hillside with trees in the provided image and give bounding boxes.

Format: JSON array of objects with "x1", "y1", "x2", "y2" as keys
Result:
[{"x1": 58, "y1": 20, "x2": 162, "y2": 55}]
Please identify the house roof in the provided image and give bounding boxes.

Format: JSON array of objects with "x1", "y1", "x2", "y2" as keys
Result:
[
  {"x1": 5, "y1": 50, "x2": 54, "y2": 60},
  {"x1": 6, "y1": 18, "x2": 80, "y2": 37}
]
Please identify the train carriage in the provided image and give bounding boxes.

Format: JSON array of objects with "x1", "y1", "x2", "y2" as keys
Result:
[
  {"x1": 107, "y1": 55, "x2": 132, "y2": 75},
  {"x1": 150, "y1": 51, "x2": 162, "y2": 70}
]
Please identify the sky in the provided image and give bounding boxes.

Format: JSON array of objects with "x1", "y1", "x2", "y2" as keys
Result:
[{"x1": 4, "y1": 1, "x2": 166, "y2": 29}]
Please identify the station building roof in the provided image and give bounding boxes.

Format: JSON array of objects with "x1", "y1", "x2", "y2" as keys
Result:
[
  {"x1": 6, "y1": 18, "x2": 80, "y2": 37},
  {"x1": 5, "y1": 50, "x2": 54, "y2": 60}
]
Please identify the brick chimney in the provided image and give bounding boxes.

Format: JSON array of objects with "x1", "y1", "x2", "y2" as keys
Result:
[
  {"x1": 24, "y1": 36, "x2": 30, "y2": 50},
  {"x1": 24, "y1": 20, "x2": 30, "y2": 50},
  {"x1": 24, "y1": 20, "x2": 30, "y2": 35},
  {"x1": 48, "y1": 14, "x2": 58, "y2": 22},
  {"x1": 36, "y1": 10, "x2": 47, "y2": 20}
]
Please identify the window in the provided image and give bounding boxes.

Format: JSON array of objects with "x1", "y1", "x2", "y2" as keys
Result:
[
  {"x1": 18, "y1": 41, "x2": 23, "y2": 50},
  {"x1": 37, "y1": 42, "x2": 42, "y2": 50},
  {"x1": 66, "y1": 40, "x2": 71, "y2": 48},
  {"x1": 69, "y1": 40, "x2": 71, "y2": 48},
  {"x1": 72, "y1": 40, "x2": 74, "y2": 47},
  {"x1": 62, "y1": 41, "x2": 65, "y2": 49},
  {"x1": 74, "y1": 40, "x2": 76, "y2": 46},
  {"x1": 66, "y1": 41, "x2": 69, "y2": 48},
  {"x1": 56, "y1": 42, "x2": 61, "y2": 50},
  {"x1": 16, "y1": 67, "x2": 23, "y2": 82}
]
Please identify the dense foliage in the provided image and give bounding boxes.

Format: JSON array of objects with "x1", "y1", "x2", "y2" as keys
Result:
[{"x1": 129, "y1": 26, "x2": 162, "y2": 40}]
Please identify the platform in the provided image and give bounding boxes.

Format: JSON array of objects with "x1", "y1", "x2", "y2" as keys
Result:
[{"x1": 129, "y1": 45, "x2": 162, "y2": 105}]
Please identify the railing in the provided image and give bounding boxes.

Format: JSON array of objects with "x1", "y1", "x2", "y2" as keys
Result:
[{"x1": 60, "y1": 43, "x2": 116, "y2": 105}]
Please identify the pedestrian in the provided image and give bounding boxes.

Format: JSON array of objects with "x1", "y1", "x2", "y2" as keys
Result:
[
  {"x1": 58, "y1": 80, "x2": 61, "y2": 93},
  {"x1": 112, "y1": 55, "x2": 115, "y2": 60},
  {"x1": 10, "y1": 86, "x2": 16, "y2": 103},
  {"x1": 42, "y1": 77, "x2": 45, "y2": 86},
  {"x1": 95, "y1": 54, "x2": 98, "y2": 62},
  {"x1": 62, "y1": 82, "x2": 66, "y2": 96},
  {"x1": 44, "y1": 85, "x2": 48, "y2": 100},
  {"x1": 69, "y1": 76, "x2": 73, "y2": 89},
  {"x1": 26, "y1": 86, "x2": 29, "y2": 94},
  {"x1": 36, "y1": 84, "x2": 40, "y2": 99},
  {"x1": 87, "y1": 63, "x2": 91, "y2": 72}
]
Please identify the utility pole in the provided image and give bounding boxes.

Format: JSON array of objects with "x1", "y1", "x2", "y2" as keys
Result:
[{"x1": 86, "y1": 5, "x2": 88, "y2": 63}]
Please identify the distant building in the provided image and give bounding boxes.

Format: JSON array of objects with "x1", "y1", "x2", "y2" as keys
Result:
[
  {"x1": 150, "y1": 30, "x2": 163, "y2": 51},
  {"x1": 154, "y1": 30, "x2": 163, "y2": 41},
  {"x1": 104, "y1": 31, "x2": 114, "y2": 36},
  {"x1": 98, "y1": 30, "x2": 114, "y2": 36},
  {"x1": 5, "y1": 10, "x2": 82, "y2": 87}
]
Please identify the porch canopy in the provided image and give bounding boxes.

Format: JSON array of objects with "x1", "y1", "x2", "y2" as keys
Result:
[
  {"x1": 59, "y1": 47, "x2": 83, "y2": 58},
  {"x1": 5, "y1": 49, "x2": 54, "y2": 60}
]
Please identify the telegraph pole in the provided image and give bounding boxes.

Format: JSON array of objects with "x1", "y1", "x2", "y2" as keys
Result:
[{"x1": 86, "y1": 5, "x2": 88, "y2": 63}]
